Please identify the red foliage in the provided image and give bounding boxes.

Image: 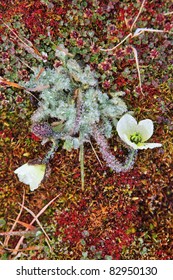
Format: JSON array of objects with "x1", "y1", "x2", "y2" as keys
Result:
[
  {"x1": 0, "y1": 128, "x2": 13, "y2": 139},
  {"x1": 1, "y1": 0, "x2": 172, "y2": 260},
  {"x1": 29, "y1": 133, "x2": 41, "y2": 142},
  {"x1": 55, "y1": 193, "x2": 141, "y2": 259}
]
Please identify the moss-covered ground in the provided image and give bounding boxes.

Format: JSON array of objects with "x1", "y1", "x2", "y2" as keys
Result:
[{"x1": 0, "y1": 0, "x2": 172, "y2": 259}]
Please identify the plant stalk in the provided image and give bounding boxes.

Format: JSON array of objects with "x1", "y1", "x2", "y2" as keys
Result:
[
  {"x1": 79, "y1": 143, "x2": 85, "y2": 191},
  {"x1": 42, "y1": 139, "x2": 58, "y2": 164}
]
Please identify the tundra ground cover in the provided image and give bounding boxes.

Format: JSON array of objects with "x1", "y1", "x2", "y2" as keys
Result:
[{"x1": 0, "y1": 0, "x2": 172, "y2": 259}]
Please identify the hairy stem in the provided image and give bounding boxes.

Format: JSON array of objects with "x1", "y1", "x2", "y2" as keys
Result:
[
  {"x1": 92, "y1": 126, "x2": 137, "y2": 172},
  {"x1": 79, "y1": 143, "x2": 85, "y2": 191},
  {"x1": 42, "y1": 139, "x2": 58, "y2": 164}
]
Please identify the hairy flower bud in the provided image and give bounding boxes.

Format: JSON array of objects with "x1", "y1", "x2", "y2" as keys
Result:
[{"x1": 31, "y1": 122, "x2": 53, "y2": 139}]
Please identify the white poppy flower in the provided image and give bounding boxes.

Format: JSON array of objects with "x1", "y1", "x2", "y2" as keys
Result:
[
  {"x1": 14, "y1": 162, "x2": 46, "y2": 191},
  {"x1": 117, "y1": 114, "x2": 162, "y2": 150}
]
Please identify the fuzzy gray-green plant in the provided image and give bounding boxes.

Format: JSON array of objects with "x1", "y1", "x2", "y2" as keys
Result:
[{"x1": 23, "y1": 45, "x2": 136, "y2": 187}]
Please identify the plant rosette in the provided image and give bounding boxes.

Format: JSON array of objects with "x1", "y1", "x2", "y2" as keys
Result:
[{"x1": 116, "y1": 114, "x2": 162, "y2": 150}]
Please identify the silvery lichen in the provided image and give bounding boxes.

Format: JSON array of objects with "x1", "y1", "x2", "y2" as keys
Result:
[{"x1": 24, "y1": 45, "x2": 135, "y2": 180}]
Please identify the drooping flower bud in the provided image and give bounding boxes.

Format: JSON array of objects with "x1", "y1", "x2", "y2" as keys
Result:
[
  {"x1": 14, "y1": 159, "x2": 47, "y2": 191},
  {"x1": 31, "y1": 122, "x2": 53, "y2": 139}
]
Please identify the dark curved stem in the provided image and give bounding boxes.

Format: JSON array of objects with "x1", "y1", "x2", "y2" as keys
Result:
[
  {"x1": 42, "y1": 139, "x2": 58, "y2": 164},
  {"x1": 92, "y1": 126, "x2": 137, "y2": 172}
]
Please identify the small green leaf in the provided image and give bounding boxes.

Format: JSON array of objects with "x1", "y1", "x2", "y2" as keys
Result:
[
  {"x1": 105, "y1": 255, "x2": 112, "y2": 260},
  {"x1": 82, "y1": 251, "x2": 88, "y2": 258},
  {"x1": 80, "y1": 239, "x2": 86, "y2": 246},
  {"x1": 0, "y1": 218, "x2": 6, "y2": 227}
]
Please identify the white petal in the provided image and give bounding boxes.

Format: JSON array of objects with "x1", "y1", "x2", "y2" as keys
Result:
[
  {"x1": 116, "y1": 114, "x2": 162, "y2": 150},
  {"x1": 28, "y1": 165, "x2": 46, "y2": 191},
  {"x1": 117, "y1": 114, "x2": 137, "y2": 142},
  {"x1": 136, "y1": 142, "x2": 162, "y2": 150},
  {"x1": 14, "y1": 163, "x2": 46, "y2": 191},
  {"x1": 120, "y1": 134, "x2": 139, "y2": 149},
  {"x1": 14, "y1": 163, "x2": 29, "y2": 174},
  {"x1": 137, "y1": 119, "x2": 153, "y2": 141},
  {"x1": 133, "y1": 28, "x2": 144, "y2": 36}
]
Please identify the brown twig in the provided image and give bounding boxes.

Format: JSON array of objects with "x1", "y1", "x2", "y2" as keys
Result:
[
  {"x1": 100, "y1": 33, "x2": 132, "y2": 52},
  {"x1": 89, "y1": 140, "x2": 103, "y2": 167},
  {"x1": 18, "y1": 203, "x2": 52, "y2": 250},
  {"x1": 0, "y1": 76, "x2": 40, "y2": 102},
  {"x1": 131, "y1": 46, "x2": 143, "y2": 94},
  {"x1": 1, "y1": 20, "x2": 43, "y2": 60},
  {"x1": 130, "y1": 0, "x2": 147, "y2": 31},
  {"x1": 99, "y1": 0, "x2": 172, "y2": 95},
  {"x1": 163, "y1": 11, "x2": 173, "y2": 16},
  {"x1": 3, "y1": 189, "x2": 25, "y2": 247},
  {"x1": 12, "y1": 194, "x2": 61, "y2": 255}
]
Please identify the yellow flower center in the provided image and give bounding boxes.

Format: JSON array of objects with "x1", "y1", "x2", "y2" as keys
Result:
[{"x1": 130, "y1": 132, "x2": 142, "y2": 144}]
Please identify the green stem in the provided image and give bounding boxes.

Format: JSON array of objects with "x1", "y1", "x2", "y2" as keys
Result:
[
  {"x1": 79, "y1": 143, "x2": 85, "y2": 191},
  {"x1": 123, "y1": 149, "x2": 137, "y2": 171},
  {"x1": 42, "y1": 140, "x2": 58, "y2": 164}
]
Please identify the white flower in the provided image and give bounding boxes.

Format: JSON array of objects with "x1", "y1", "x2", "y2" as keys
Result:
[
  {"x1": 117, "y1": 114, "x2": 162, "y2": 150},
  {"x1": 14, "y1": 162, "x2": 46, "y2": 191}
]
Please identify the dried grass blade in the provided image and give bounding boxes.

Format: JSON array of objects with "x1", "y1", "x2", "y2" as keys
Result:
[
  {"x1": 7, "y1": 245, "x2": 43, "y2": 252},
  {"x1": 0, "y1": 77, "x2": 25, "y2": 89},
  {"x1": 18, "y1": 203, "x2": 51, "y2": 243},
  {"x1": 130, "y1": 0, "x2": 147, "y2": 31},
  {"x1": 36, "y1": 67, "x2": 45, "y2": 80},
  {"x1": 164, "y1": 11, "x2": 173, "y2": 16},
  {"x1": 9, "y1": 219, "x2": 36, "y2": 231},
  {"x1": 131, "y1": 46, "x2": 144, "y2": 95},
  {"x1": 0, "y1": 77, "x2": 40, "y2": 102},
  {"x1": 1, "y1": 20, "x2": 43, "y2": 59},
  {"x1": 18, "y1": 42, "x2": 43, "y2": 60},
  {"x1": 100, "y1": 33, "x2": 132, "y2": 52},
  {"x1": 0, "y1": 230, "x2": 37, "y2": 237},
  {"x1": 12, "y1": 194, "x2": 61, "y2": 255},
  {"x1": 89, "y1": 140, "x2": 103, "y2": 167},
  {"x1": 4, "y1": 189, "x2": 25, "y2": 247},
  {"x1": 27, "y1": 85, "x2": 50, "y2": 92},
  {"x1": 133, "y1": 28, "x2": 168, "y2": 37}
]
